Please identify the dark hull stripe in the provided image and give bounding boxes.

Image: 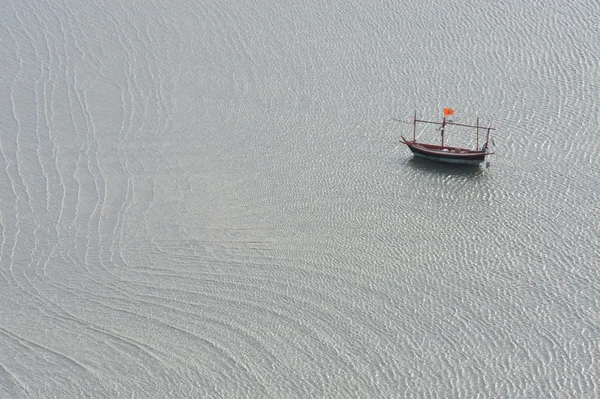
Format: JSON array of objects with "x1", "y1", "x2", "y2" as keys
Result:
[
  {"x1": 412, "y1": 152, "x2": 484, "y2": 165},
  {"x1": 408, "y1": 146, "x2": 485, "y2": 165}
]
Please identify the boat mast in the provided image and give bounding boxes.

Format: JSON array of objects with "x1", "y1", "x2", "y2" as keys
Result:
[
  {"x1": 476, "y1": 118, "x2": 479, "y2": 150},
  {"x1": 441, "y1": 117, "x2": 446, "y2": 147},
  {"x1": 413, "y1": 111, "x2": 416, "y2": 142}
]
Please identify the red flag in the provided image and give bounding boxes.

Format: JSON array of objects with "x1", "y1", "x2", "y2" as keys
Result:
[{"x1": 444, "y1": 108, "x2": 454, "y2": 116}]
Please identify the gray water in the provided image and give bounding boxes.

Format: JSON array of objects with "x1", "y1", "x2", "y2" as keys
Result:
[{"x1": 1, "y1": 0, "x2": 599, "y2": 397}]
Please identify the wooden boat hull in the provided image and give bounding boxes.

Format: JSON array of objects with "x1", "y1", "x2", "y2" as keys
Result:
[{"x1": 403, "y1": 141, "x2": 489, "y2": 165}]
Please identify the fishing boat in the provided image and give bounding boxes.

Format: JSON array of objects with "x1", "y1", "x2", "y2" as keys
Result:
[{"x1": 399, "y1": 108, "x2": 495, "y2": 165}]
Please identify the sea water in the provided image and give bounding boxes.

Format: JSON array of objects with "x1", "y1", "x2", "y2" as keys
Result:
[{"x1": 1, "y1": 0, "x2": 599, "y2": 397}]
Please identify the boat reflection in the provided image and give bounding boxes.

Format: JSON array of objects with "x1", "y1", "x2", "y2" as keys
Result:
[{"x1": 406, "y1": 156, "x2": 485, "y2": 177}]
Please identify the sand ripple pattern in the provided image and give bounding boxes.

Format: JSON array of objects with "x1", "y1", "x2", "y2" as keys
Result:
[{"x1": 0, "y1": 0, "x2": 599, "y2": 397}]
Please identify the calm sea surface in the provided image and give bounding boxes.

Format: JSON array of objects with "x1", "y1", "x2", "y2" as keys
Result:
[{"x1": 1, "y1": 0, "x2": 599, "y2": 397}]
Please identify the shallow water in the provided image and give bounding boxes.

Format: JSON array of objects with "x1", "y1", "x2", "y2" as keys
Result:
[{"x1": 1, "y1": 0, "x2": 599, "y2": 397}]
